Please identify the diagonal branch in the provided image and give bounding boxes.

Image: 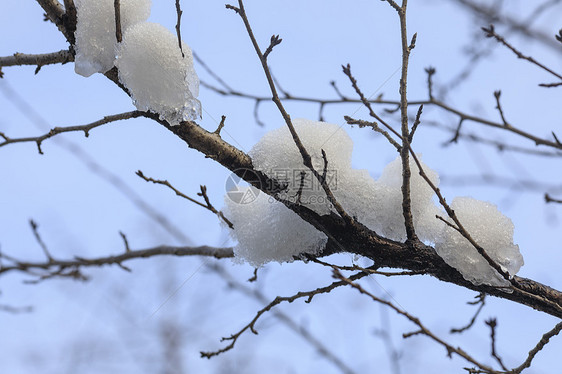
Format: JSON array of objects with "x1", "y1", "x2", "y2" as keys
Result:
[
  {"x1": 482, "y1": 24, "x2": 562, "y2": 82},
  {"x1": 200, "y1": 269, "x2": 371, "y2": 358},
  {"x1": 136, "y1": 171, "x2": 233, "y2": 228},
  {"x1": 227, "y1": 0, "x2": 354, "y2": 225},
  {"x1": 333, "y1": 269, "x2": 497, "y2": 372}
]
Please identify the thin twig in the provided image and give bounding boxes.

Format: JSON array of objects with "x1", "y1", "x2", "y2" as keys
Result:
[
  {"x1": 29, "y1": 219, "x2": 53, "y2": 262},
  {"x1": 450, "y1": 293, "x2": 486, "y2": 334},
  {"x1": 114, "y1": 0, "x2": 122, "y2": 43},
  {"x1": 485, "y1": 318, "x2": 508, "y2": 371},
  {"x1": 333, "y1": 269, "x2": 496, "y2": 372},
  {"x1": 0, "y1": 245, "x2": 234, "y2": 278},
  {"x1": 0, "y1": 50, "x2": 73, "y2": 72},
  {"x1": 344, "y1": 116, "x2": 401, "y2": 150},
  {"x1": 175, "y1": 0, "x2": 184, "y2": 57},
  {"x1": 0, "y1": 111, "x2": 143, "y2": 154},
  {"x1": 510, "y1": 320, "x2": 562, "y2": 373},
  {"x1": 200, "y1": 269, "x2": 370, "y2": 358},
  {"x1": 227, "y1": 0, "x2": 354, "y2": 224},
  {"x1": 493, "y1": 91, "x2": 510, "y2": 126},
  {"x1": 545, "y1": 193, "x2": 562, "y2": 204},
  {"x1": 210, "y1": 263, "x2": 357, "y2": 374},
  {"x1": 482, "y1": 24, "x2": 562, "y2": 82},
  {"x1": 136, "y1": 171, "x2": 234, "y2": 228},
  {"x1": 119, "y1": 231, "x2": 131, "y2": 252}
]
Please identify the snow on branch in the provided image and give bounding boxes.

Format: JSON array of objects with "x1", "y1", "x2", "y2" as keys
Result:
[{"x1": 25, "y1": 0, "x2": 562, "y2": 324}]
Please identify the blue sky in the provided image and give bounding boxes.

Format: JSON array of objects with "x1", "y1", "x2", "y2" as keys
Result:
[{"x1": 1, "y1": 1, "x2": 561, "y2": 373}]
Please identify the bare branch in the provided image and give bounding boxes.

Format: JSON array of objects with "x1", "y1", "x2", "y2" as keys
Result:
[
  {"x1": 450, "y1": 293, "x2": 486, "y2": 334},
  {"x1": 425, "y1": 66, "x2": 436, "y2": 100},
  {"x1": 0, "y1": 244, "x2": 234, "y2": 278},
  {"x1": 175, "y1": 0, "x2": 184, "y2": 57},
  {"x1": 29, "y1": 219, "x2": 53, "y2": 262},
  {"x1": 408, "y1": 104, "x2": 423, "y2": 142},
  {"x1": 493, "y1": 90, "x2": 509, "y2": 126},
  {"x1": 119, "y1": 231, "x2": 131, "y2": 252},
  {"x1": 214, "y1": 115, "x2": 226, "y2": 135},
  {"x1": 0, "y1": 50, "x2": 73, "y2": 72},
  {"x1": 545, "y1": 193, "x2": 562, "y2": 204},
  {"x1": 263, "y1": 34, "x2": 282, "y2": 60},
  {"x1": 341, "y1": 64, "x2": 403, "y2": 141},
  {"x1": 0, "y1": 304, "x2": 34, "y2": 314},
  {"x1": 333, "y1": 269, "x2": 496, "y2": 372},
  {"x1": 485, "y1": 318, "x2": 508, "y2": 371},
  {"x1": 344, "y1": 116, "x2": 401, "y2": 150},
  {"x1": 200, "y1": 270, "x2": 370, "y2": 358},
  {"x1": 511, "y1": 321, "x2": 562, "y2": 373},
  {"x1": 482, "y1": 24, "x2": 562, "y2": 82},
  {"x1": 136, "y1": 171, "x2": 234, "y2": 228},
  {"x1": 0, "y1": 111, "x2": 143, "y2": 154}
]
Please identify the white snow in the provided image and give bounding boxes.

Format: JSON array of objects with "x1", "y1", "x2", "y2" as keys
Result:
[
  {"x1": 74, "y1": 0, "x2": 151, "y2": 77},
  {"x1": 225, "y1": 120, "x2": 524, "y2": 284},
  {"x1": 250, "y1": 119, "x2": 353, "y2": 215},
  {"x1": 115, "y1": 22, "x2": 201, "y2": 125},
  {"x1": 434, "y1": 197, "x2": 524, "y2": 287},
  {"x1": 224, "y1": 187, "x2": 327, "y2": 267},
  {"x1": 375, "y1": 155, "x2": 443, "y2": 242}
]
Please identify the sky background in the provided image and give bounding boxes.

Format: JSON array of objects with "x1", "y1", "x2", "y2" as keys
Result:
[{"x1": 1, "y1": 0, "x2": 562, "y2": 373}]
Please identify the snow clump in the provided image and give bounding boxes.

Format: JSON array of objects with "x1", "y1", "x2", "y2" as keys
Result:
[
  {"x1": 115, "y1": 22, "x2": 201, "y2": 125},
  {"x1": 224, "y1": 120, "x2": 523, "y2": 286},
  {"x1": 250, "y1": 119, "x2": 353, "y2": 215},
  {"x1": 223, "y1": 188, "x2": 327, "y2": 267},
  {"x1": 74, "y1": 0, "x2": 151, "y2": 77},
  {"x1": 434, "y1": 197, "x2": 524, "y2": 287}
]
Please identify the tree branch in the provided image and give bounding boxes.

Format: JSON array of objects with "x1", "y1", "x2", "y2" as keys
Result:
[
  {"x1": 0, "y1": 245, "x2": 234, "y2": 278},
  {"x1": 200, "y1": 269, "x2": 371, "y2": 358},
  {"x1": 0, "y1": 50, "x2": 73, "y2": 74},
  {"x1": 0, "y1": 111, "x2": 144, "y2": 154}
]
